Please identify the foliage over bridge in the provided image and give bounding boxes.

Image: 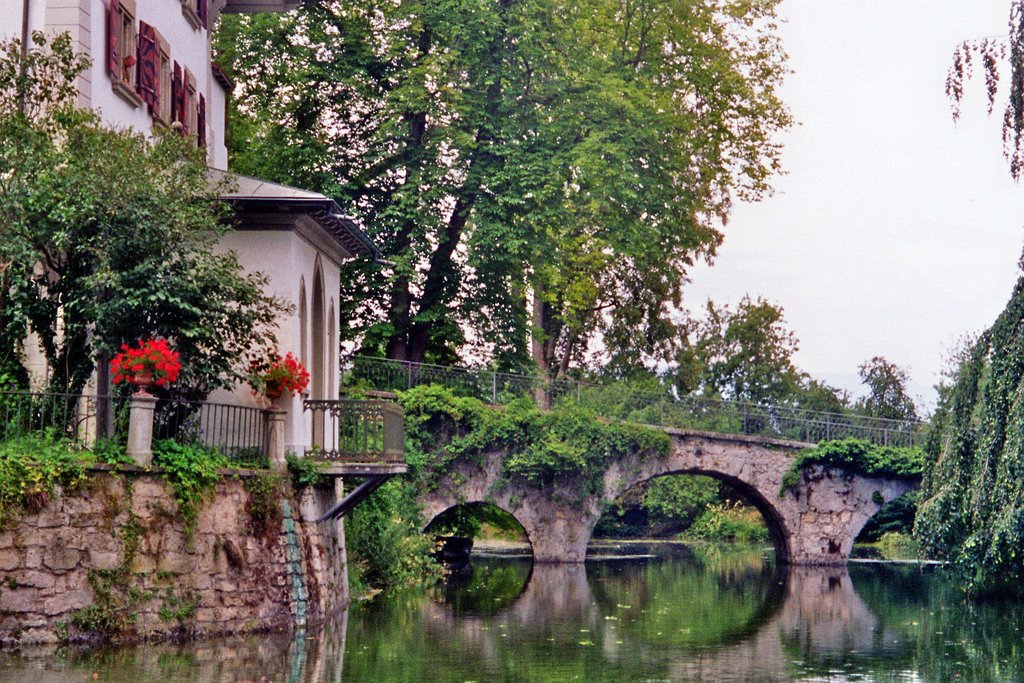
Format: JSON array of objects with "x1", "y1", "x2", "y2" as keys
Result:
[{"x1": 347, "y1": 356, "x2": 925, "y2": 447}]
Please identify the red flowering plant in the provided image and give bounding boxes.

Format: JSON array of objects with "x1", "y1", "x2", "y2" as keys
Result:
[
  {"x1": 110, "y1": 339, "x2": 181, "y2": 389},
  {"x1": 248, "y1": 352, "x2": 310, "y2": 400}
]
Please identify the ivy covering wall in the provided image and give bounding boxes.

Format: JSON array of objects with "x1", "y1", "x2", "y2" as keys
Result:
[{"x1": 915, "y1": 277, "x2": 1024, "y2": 595}]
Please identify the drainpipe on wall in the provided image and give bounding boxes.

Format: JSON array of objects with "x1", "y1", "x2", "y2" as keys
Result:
[{"x1": 19, "y1": 0, "x2": 29, "y2": 113}]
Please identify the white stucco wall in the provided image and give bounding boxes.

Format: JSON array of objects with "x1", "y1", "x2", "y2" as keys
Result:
[
  {"x1": 0, "y1": 0, "x2": 228, "y2": 167},
  {"x1": 212, "y1": 220, "x2": 344, "y2": 454},
  {"x1": 0, "y1": 0, "x2": 45, "y2": 41}
]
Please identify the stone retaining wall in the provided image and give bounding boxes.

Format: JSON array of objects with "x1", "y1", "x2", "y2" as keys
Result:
[{"x1": 0, "y1": 470, "x2": 347, "y2": 645}]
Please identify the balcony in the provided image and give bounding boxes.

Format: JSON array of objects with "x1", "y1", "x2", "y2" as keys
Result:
[{"x1": 303, "y1": 399, "x2": 405, "y2": 475}]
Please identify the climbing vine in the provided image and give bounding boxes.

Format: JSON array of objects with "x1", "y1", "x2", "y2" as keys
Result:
[
  {"x1": 151, "y1": 439, "x2": 226, "y2": 538},
  {"x1": 780, "y1": 438, "x2": 924, "y2": 495},
  {"x1": 915, "y1": 276, "x2": 1024, "y2": 595},
  {"x1": 399, "y1": 385, "x2": 671, "y2": 498}
]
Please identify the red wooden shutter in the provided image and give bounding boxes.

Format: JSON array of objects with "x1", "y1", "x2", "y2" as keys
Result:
[
  {"x1": 136, "y1": 22, "x2": 159, "y2": 110},
  {"x1": 106, "y1": 1, "x2": 122, "y2": 78},
  {"x1": 197, "y1": 94, "x2": 206, "y2": 148},
  {"x1": 172, "y1": 61, "x2": 182, "y2": 127},
  {"x1": 198, "y1": 0, "x2": 208, "y2": 30},
  {"x1": 181, "y1": 79, "x2": 192, "y2": 135}
]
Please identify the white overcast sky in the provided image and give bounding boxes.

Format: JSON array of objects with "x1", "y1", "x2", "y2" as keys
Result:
[{"x1": 686, "y1": 0, "x2": 1024, "y2": 410}]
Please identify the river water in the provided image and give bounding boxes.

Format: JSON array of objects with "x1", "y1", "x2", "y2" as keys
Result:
[{"x1": 3, "y1": 542, "x2": 1023, "y2": 682}]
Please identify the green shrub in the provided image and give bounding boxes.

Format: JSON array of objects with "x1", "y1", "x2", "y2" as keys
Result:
[
  {"x1": 780, "y1": 438, "x2": 924, "y2": 494},
  {"x1": 286, "y1": 453, "x2": 325, "y2": 488},
  {"x1": 345, "y1": 478, "x2": 444, "y2": 595},
  {"x1": 874, "y1": 531, "x2": 922, "y2": 560},
  {"x1": 92, "y1": 439, "x2": 131, "y2": 466},
  {"x1": 684, "y1": 502, "x2": 769, "y2": 544},
  {"x1": 0, "y1": 433, "x2": 91, "y2": 526}
]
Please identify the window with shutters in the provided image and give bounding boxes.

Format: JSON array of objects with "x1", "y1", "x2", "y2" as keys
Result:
[
  {"x1": 181, "y1": 0, "x2": 208, "y2": 31},
  {"x1": 135, "y1": 22, "x2": 158, "y2": 114},
  {"x1": 157, "y1": 37, "x2": 171, "y2": 124},
  {"x1": 107, "y1": 0, "x2": 141, "y2": 106},
  {"x1": 197, "y1": 94, "x2": 207, "y2": 149},
  {"x1": 186, "y1": 69, "x2": 198, "y2": 138}
]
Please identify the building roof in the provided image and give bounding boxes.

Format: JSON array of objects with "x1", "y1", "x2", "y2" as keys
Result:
[{"x1": 211, "y1": 170, "x2": 380, "y2": 260}]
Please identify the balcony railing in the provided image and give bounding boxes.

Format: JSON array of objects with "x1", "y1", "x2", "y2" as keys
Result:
[{"x1": 303, "y1": 399, "x2": 405, "y2": 462}]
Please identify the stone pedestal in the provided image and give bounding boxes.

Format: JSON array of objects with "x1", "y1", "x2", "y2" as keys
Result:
[
  {"x1": 126, "y1": 392, "x2": 158, "y2": 466},
  {"x1": 266, "y1": 409, "x2": 287, "y2": 472}
]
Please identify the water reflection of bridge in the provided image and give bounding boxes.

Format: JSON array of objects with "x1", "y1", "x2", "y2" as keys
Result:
[
  {"x1": 415, "y1": 562, "x2": 889, "y2": 681},
  {"x1": 4, "y1": 560, "x2": 914, "y2": 682}
]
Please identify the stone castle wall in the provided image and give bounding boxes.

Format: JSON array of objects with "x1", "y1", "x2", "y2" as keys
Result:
[{"x1": 0, "y1": 469, "x2": 348, "y2": 645}]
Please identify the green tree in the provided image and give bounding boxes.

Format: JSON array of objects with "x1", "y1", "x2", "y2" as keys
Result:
[
  {"x1": 693, "y1": 296, "x2": 802, "y2": 404},
  {"x1": 644, "y1": 476, "x2": 721, "y2": 531},
  {"x1": 915, "y1": 276, "x2": 1024, "y2": 595},
  {"x1": 946, "y1": 1, "x2": 1024, "y2": 178},
  {"x1": 0, "y1": 33, "x2": 284, "y2": 397},
  {"x1": 856, "y1": 356, "x2": 918, "y2": 422},
  {"x1": 216, "y1": 0, "x2": 792, "y2": 375}
]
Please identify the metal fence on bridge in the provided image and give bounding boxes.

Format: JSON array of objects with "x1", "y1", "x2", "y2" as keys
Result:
[{"x1": 344, "y1": 355, "x2": 926, "y2": 447}]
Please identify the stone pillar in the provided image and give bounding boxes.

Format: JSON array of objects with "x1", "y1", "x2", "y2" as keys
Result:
[
  {"x1": 126, "y1": 392, "x2": 157, "y2": 466},
  {"x1": 266, "y1": 409, "x2": 287, "y2": 472},
  {"x1": 521, "y1": 506, "x2": 596, "y2": 563}
]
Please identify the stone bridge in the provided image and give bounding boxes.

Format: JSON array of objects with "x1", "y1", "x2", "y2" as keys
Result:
[{"x1": 419, "y1": 428, "x2": 918, "y2": 565}]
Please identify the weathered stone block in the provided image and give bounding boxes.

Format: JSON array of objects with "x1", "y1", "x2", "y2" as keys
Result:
[
  {"x1": 0, "y1": 549, "x2": 21, "y2": 571},
  {"x1": 42, "y1": 547, "x2": 80, "y2": 573},
  {"x1": 18, "y1": 571, "x2": 56, "y2": 589},
  {"x1": 0, "y1": 588, "x2": 41, "y2": 613},
  {"x1": 86, "y1": 549, "x2": 122, "y2": 571}
]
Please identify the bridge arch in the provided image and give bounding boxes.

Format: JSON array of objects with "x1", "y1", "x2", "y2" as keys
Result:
[
  {"x1": 417, "y1": 427, "x2": 918, "y2": 565},
  {"x1": 604, "y1": 469, "x2": 792, "y2": 563},
  {"x1": 421, "y1": 500, "x2": 535, "y2": 557}
]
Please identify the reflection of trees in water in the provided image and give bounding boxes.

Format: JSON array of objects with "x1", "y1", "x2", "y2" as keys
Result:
[
  {"x1": 587, "y1": 545, "x2": 785, "y2": 649},
  {"x1": 13, "y1": 559, "x2": 1024, "y2": 682},
  {"x1": 434, "y1": 558, "x2": 533, "y2": 616},
  {"x1": 0, "y1": 620, "x2": 342, "y2": 683},
  {"x1": 842, "y1": 564, "x2": 1024, "y2": 683}
]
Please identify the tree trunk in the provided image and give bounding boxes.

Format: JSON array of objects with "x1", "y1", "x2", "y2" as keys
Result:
[
  {"x1": 384, "y1": 27, "x2": 432, "y2": 362},
  {"x1": 403, "y1": 0, "x2": 514, "y2": 364},
  {"x1": 531, "y1": 284, "x2": 551, "y2": 409}
]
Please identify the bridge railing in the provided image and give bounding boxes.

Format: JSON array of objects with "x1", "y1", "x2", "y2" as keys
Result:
[{"x1": 344, "y1": 356, "x2": 926, "y2": 447}]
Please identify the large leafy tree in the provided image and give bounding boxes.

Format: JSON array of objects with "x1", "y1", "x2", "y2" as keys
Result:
[
  {"x1": 916, "y1": 277, "x2": 1024, "y2": 594},
  {"x1": 0, "y1": 33, "x2": 284, "y2": 397},
  {"x1": 215, "y1": 0, "x2": 791, "y2": 375}
]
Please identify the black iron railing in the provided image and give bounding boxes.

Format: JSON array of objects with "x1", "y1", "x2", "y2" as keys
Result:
[
  {"x1": 0, "y1": 391, "x2": 268, "y2": 462},
  {"x1": 0, "y1": 391, "x2": 130, "y2": 449},
  {"x1": 345, "y1": 355, "x2": 926, "y2": 447},
  {"x1": 151, "y1": 397, "x2": 267, "y2": 462},
  {"x1": 303, "y1": 399, "x2": 405, "y2": 461}
]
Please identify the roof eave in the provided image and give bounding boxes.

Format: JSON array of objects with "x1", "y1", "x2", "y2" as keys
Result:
[{"x1": 227, "y1": 196, "x2": 381, "y2": 260}]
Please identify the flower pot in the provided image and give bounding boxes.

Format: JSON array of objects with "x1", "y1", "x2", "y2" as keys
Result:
[
  {"x1": 132, "y1": 370, "x2": 154, "y2": 394},
  {"x1": 265, "y1": 384, "x2": 284, "y2": 402}
]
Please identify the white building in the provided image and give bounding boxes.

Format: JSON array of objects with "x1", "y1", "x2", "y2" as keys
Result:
[{"x1": 2, "y1": 1, "x2": 379, "y2": 453}]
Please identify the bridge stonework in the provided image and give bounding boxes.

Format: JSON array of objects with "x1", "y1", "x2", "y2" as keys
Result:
[{"x1": 418, "y1": 428, "x2": 917, "y2": 565}]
